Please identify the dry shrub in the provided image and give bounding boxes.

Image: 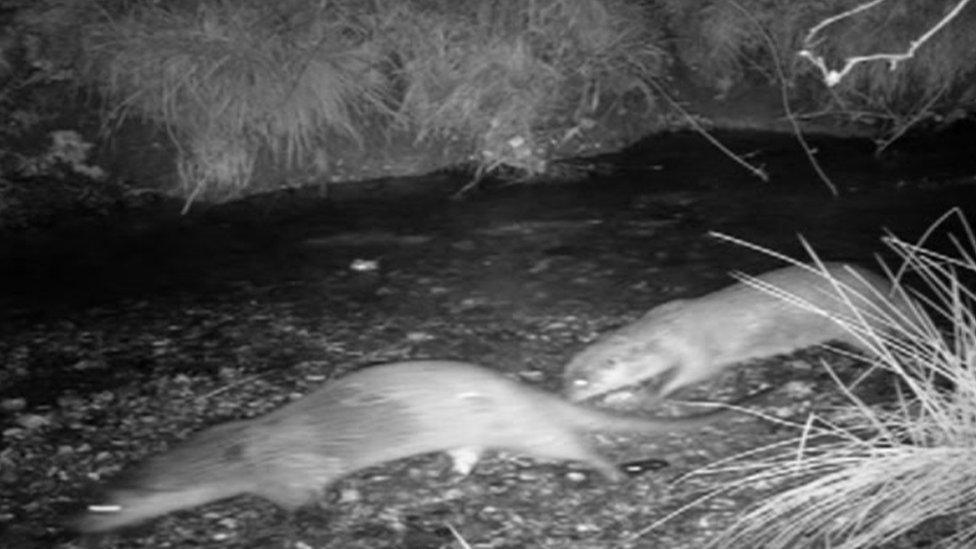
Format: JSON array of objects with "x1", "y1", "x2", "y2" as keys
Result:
[{"x1": 810, "y1": 0, "x2": 976, "y2": 119}]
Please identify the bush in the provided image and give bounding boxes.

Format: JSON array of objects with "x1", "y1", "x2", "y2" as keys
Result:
[
  {"x1": 76, "y1": 0, "x2": 668, "y2": 202},
  {"x1": 658, "y1": 0, "x2": 976, "y2": 130}
]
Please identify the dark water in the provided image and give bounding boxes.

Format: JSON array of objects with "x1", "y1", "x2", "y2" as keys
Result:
[{"x1": 2, "y1": 130, "x2": 974, "y2": 319}]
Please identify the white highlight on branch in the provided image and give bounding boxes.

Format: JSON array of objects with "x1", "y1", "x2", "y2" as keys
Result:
[{"x1": 798, "y1": 0, "x2": 974, "y2": 87}]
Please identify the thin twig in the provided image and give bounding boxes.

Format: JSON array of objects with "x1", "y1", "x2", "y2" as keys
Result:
[
  {"x1": 874, "y1": 83, "x2": 949, "y2": 156},
  {"x1": 643, "y1": 77, "x2": 769, "y2": 182},
  {"x1": 799, "y1": 0, "x2": 973, "y2": 87},
  {"x1": 726, "y1": 0, "x2": 838, "y2": 196},
  {"x1": 803, "y1": 0, "x2": 889, "y2": 46}
]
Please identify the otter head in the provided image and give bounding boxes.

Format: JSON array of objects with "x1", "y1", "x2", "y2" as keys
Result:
[{"x1": 564, "y1": 336, "x2": 679, "y2": 402}]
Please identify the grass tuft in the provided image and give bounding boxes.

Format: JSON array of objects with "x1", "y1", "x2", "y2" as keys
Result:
[{"x1": 652, "y1": 208, "x2": 976, "y2": 548}]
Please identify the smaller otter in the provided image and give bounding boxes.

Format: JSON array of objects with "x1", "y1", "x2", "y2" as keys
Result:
[
  {"x1": 73, "y1": 360, "x2": 749, "y2": 533},
  {"x1": 564, "y1": 263, "x2": 915, "y2": 402}
]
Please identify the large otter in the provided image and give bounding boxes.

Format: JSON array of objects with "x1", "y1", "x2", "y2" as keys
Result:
[{"x1": 74, "y1": 360, "x2": 750, "y2": 533}]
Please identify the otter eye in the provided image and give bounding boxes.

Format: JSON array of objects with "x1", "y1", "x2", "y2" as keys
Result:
[
  {"x1": 572, "y1": 378, "x2": 589, "y2": 388},
  {"x1": 87, "y1": 504, "x2": 123, "y2": 514}
]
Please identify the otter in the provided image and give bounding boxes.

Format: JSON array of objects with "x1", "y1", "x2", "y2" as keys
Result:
[
  {"x1": 74, "y1": 360, "x2": 751, "y2": 533},
  {"x1": 564, "y1": 263, "x2": 915, "y2": 402}
]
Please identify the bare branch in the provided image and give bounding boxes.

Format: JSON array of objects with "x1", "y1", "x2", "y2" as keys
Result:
[
  {"x1": 643, "y1": 76, "x2": 770, "y2": 183},
  {"x1": 799, "y1": 0, "x2": 973, "y2": 87},
  {"x1": 802, "y1": 0, "x2": 889, "y2": 46}
]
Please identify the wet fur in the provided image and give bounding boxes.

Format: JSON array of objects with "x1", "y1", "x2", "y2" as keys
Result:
[
  {"x1": 74, "y1": 360, "x2": 741, "y2": 533},
  {"x1": 564, "y1": 263, "x2": 915, "y2": 401}
]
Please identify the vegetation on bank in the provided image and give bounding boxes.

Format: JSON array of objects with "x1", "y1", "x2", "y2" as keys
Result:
[
  {"x1": 77, "y1": 0, "x2": 665, "y2": 204},
  {"x1": 1, "y1": 0, "x2": 973, "y2": 208}
]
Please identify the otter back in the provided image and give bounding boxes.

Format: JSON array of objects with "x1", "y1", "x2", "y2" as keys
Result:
[
  {"x1": 73, "y1": 360, "x2": 745, "y2": 533},
  {"x1": 563, "y1": 263, "x2": 916, "y2": 401}
]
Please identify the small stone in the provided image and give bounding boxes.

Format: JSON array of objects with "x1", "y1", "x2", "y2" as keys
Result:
[
  {"x1": 441, "y1": 487, "x2": 465, "y2": 500},
  {"x1": 16, "y1": 414, "x2": 51, "y2": 430},
  {"x1": 477, "y1": 506, "x2": 505, "y2": 522},
  {"x1": 0, "y1": 398, "x2": 26, "y2": 412},
  {"x1": 405, "y1": 331, "x2": 434, "y2": 342},
  {"x1": 564, "y1": 471, "x2": 588, "y2": 483},
  {"x1": 619, "y1": 458, "x2": 670, "y2": 477},
  {"x1": 71, "y1": 358, "x2": 107, "y2": 371},
  {"x1": 600, "y1": 390, "x2": 641, "y2": 406},
  {"x1": 574, "y1": 522, "x2": 601, "y2": 534},
  {"x1": 517, "y1": 370, "x2": 544, "y2": 382},
  {"x1": 782, "y1": 380, "x2": 816, "y2": 398},
  {"x1": 350, "y1": 258, "x2": 379, "y2": 272}
]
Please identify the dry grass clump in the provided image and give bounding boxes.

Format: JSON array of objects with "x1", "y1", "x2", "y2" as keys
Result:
[
  {"x1": 387, "y1": 0, "x2": 666, "y2": 174},
  {"x1": 651, "y1": 208, "x2": 976, "y2": 548},
  {"x1": 78, "y1": 0, "x2": 667, "y2": 203},
  {"x1": 81, "y1": 0, "x2": 396, "y2": 202}
]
